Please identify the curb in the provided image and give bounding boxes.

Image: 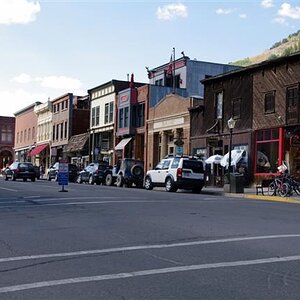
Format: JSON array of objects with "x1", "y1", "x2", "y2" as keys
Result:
[{"x1": 224, "y1": 192, "x2": 300, "y2": 205}]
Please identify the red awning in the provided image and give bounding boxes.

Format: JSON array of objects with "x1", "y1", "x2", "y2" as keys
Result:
[{"x1": 28, "y1": 144, "x2": 49, "y2": 156}]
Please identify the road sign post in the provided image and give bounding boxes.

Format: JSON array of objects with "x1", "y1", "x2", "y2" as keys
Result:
[{"x1": 58, "y1": 160, "x2": 69, "y2": 192}]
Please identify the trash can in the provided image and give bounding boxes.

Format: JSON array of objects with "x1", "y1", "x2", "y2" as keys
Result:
[{"x1": 230, "y1": 173, "x2": 244, "y2": 193}]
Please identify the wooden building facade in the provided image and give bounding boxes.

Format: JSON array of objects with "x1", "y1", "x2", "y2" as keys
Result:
[{"x1": 191, "y1": 52, "x2": 300, "y2": 185}]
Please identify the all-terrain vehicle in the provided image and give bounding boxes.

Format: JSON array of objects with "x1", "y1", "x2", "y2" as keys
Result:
[{"x1": 105, "y1": 158, "x2": 144, "y2": 188}]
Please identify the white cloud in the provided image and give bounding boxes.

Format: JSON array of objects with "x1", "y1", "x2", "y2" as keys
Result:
[
  {"x1": 0, "y1": 0, "x2": 40, "y2": 25},
  {"x1": 37, "y1": 76, "x2": 82, "y2": 90},
  {"x1": 0, "y1": 89, "x2": 48, "y2": 116},
  {"x1": 216, "y1": 8, "x2": 234, "y2": 15},
  {"x1": 12, "y1": 73, "x2": 32, "y2": 83},
  {"x1": 261, "y1": 0, "x2": 274, "y2": 9},
  {"x1": 156, "y1": 3, "x2": 188, "y2": 21},
  {"x1": 278, "y1": 3, "x2": 300, "y2": 19},
  {"x1": 12, "y1": 73, "x2": 83, "y2": 90},
  {"x1": 239, "y1": 13, "x2": 247, "y2": 19}
]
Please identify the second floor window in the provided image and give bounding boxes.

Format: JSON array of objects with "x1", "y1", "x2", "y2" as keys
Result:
[
  {"x1": 233, "y1": 98, "x2": 241, "y2": 119},
  {"x1": 64, "y1": 121, "x2": 68, "y2": 139},
  {"x1": 1, "y1": 125, "x2": 13, "y2": 143},
  {"x1": 119, "y1": 109, "x2": 124, "y2": 128},
  {"x1": 105, "y1": 102, "x2": 114, "y2": 124},
  {"x1": 91, "y1": 106, "x2": 100, "y2": 127},
  {"x1": 287, "y1": 86, "x2": 298, "y2": 108},
  {"x1": 95, "y1": 106, "x2": 100, "y2": 125},
  {"x1": 264, "y1": 91, "x2": 275, "y2": 114},
  {"x1": 132, "y1": 103, "x2": 145, "y2": 127},
  {"x1": 56, "y1": 124, "x2": 59, "y2": 141},
  {"x1": 124, "y1": 107, "x2": 129, "y2": 128},
  {"x1": 60, "y1": 122, "x2": 64, "y2": 139},
  {"x1": 91, "y1": 107, "x2": 96, "y2": 126},
  {"x1": 215, "y1": 92, "x2": 223, "y2": 120}
]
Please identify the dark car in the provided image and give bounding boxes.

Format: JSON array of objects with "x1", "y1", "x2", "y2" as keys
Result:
[
  {"x1": 105, "y1": 158, "x2": 144, "y2": 188},
  {"x1": 4, "y1": 162, "x2": 36, "y2": 182},
  {"x1": 47, "y1": 162, "x2": 78, "y2": 182},
  {"x1": 76, "y1": 162, "x2": 112, "y2": 185}
]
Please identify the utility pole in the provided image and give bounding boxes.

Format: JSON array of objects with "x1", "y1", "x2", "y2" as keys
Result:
[{"x1": 172, "y1": 47, "x2": 176, "y2": 94}]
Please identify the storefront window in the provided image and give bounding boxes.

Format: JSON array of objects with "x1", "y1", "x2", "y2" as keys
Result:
[{"x1": 255, "y1": 128, "x2": 280, "y2": 174}]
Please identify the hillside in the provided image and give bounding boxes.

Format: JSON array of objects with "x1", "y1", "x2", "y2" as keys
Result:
[{"x1": 231, "y1": 30, "x2": 300, "y2": 66}]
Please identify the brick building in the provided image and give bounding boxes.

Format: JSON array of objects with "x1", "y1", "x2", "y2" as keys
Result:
[
  {"x1": 51, "y1": 93, "x2": 90, "y2": 164},
  {"x1": 14, "y1": 102, "x2": 41, "y2": 162},
  {"x1": 0, "y1": 116, "x2": 15, "y2": 169}
]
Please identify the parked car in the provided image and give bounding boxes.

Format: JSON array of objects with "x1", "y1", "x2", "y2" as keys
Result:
[
  {"x1": 105, "y1": 158, "x2": 144, "y2": 188},
  {"x1": 144, "y1": 155, "x2": 205, "y2": 193},
  {"x1": 47, "y1": 162, "x2": 78, "y2": 182},
  {"x1": 4, "y1": 162, "x2": 36, "y2": 182},
  {"x1": 76, "y1": 162, "x2": 112, "y2": 185}
]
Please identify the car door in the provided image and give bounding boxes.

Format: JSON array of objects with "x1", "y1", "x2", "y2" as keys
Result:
[
  {"x1": 151, "y1": 159, "x2": 171, "y2": 184},
  {"x1": 150, "y1": 160, "x2": 164, "y2": 184},
  {"x1": 159, "y1": 159, "x2": 172, "y2": 183}
]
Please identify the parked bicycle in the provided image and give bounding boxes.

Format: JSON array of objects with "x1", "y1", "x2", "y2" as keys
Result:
[
  {"x1": 283, "y1": 174, "x2": 300, "y2": 196},
  {"x1": 268, "y1": 175, "x2": 291, "y2": 197}
]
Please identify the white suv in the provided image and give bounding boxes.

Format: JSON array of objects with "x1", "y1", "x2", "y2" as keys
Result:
[{"x1": 144, "y1": 156, "x2": 205, "y2": 193}]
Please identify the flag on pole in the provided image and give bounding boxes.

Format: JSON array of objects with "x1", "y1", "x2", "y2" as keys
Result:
[{"x1": 167, "y1": 54, "x2": 173, "y2": 75}]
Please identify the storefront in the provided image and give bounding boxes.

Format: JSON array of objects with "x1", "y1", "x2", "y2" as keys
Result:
[
  {"x1": 254, "y1": 128, "x2": 284, "y2": 176},
  {"x1": 284, "y1": 126, "x2": 300, "y2": 179}
]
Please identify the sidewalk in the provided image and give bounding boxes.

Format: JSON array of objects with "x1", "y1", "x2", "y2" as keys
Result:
[{"x1": 203, "y1": 185, "x2": 300, "y2": 205}]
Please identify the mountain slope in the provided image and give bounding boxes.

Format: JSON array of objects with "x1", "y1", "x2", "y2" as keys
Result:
[{"x1": 231, "y1": 30, "x2": 300, "y2": 66}]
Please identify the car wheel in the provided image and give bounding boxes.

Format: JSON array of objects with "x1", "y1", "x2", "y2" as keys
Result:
[
  {"x1": 23, "y1": 178, "x2": 27, "y2": 182},
  {"x1": 5, "y1": 176, "x2": 8, "y2": 181},
  {"x1": 116, "y1": 175, "x2": 124, "y2": 187},
  {"x1": 47, "y1": 173, "x2": 51, "y2": 181},
  {"x1": 165, "y1": 177, "x2": 177, "y2": 192},
  {"x1": 105, "y1": 174, "x2": 113, "y2": 186},
  {"x1": 12, "y1": 174, "x2": 16, "y2": 181},
  {"x1": 144, "y1": 176, "x2": 153, "y2": 190},
  {"x1": 31, "y1": 177, "x2": 36, "y2": 182},
  {"x1": 88, "y1": 175, "x2": 94, "y2": 185}
]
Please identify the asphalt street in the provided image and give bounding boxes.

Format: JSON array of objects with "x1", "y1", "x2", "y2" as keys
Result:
[{"x1": 0, "y1": 178, "x2": 300, "y2": 299}]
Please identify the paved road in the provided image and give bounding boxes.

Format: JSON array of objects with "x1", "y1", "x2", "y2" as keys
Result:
[{"x1": 0, "y1": 178, "x2": 300, "y2": 299}]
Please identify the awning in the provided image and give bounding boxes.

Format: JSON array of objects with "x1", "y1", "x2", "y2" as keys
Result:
[
  {"x1": 28, "y1": 143, "x2": 49, "y2": 157},
  {"x1": 220, "y1": 150, "x2": 245, "y2": 168},
  {"x1": 65, "y1": 132, "x2": 89, "y2": 153},
  {"x1": 205, "y1": 154, "x2": 223, "y2": 164},
  {"x1": 115, "y1": 137, "x2": 132, "y2": 150}
]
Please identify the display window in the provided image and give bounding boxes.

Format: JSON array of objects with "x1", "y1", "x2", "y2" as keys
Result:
[{"x1": 255, "y1": 128, "x2": 283, "y2": 175}]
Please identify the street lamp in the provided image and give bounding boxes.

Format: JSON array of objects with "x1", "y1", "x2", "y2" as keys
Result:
[{"x1": 227, "y1": 117, "x2": 236, "y2": 179}]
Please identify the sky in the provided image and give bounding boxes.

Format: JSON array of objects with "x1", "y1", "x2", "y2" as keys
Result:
[{"x1": 0, "y1": 0, "x2": 300, "y2": 117}]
